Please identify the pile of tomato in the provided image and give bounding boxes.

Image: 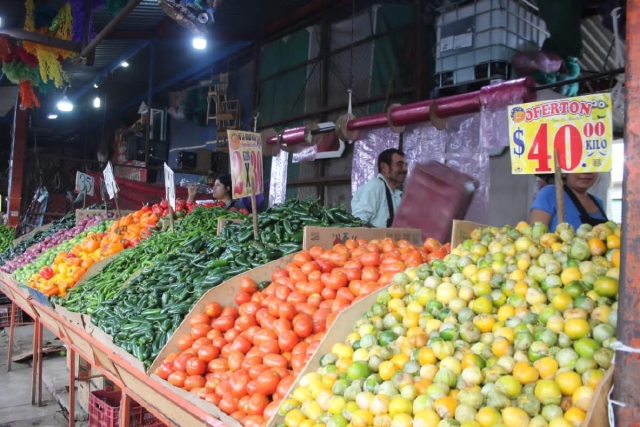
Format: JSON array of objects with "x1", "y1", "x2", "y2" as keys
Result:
[{"x1": 154, "y1": 237, "x2": 447, "y2": 427}]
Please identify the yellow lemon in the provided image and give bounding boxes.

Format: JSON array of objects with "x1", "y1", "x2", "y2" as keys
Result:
[
  {"x1": 476, "y1": 407, "x2": 501, "y2": 427},
  {"x1": 513, "y1": 361, "x2": 539, "y2": 385},
  {"x1": 556, "y1": 371, "x2": 583, "y2": 396},
  {"x1": 534, "y1": 357, "x2": 559, "y2": 379},
  {"x1": 501, "y1": 407, "x2": 530, "y2": 427},
  {"x1": 564, "y1": 407, "x2": 586, "y2": 426},
  {"x1": 285, "y1": 409, "x2": 307, "y2": 427},
  {"x1": 552, "y1": 293, "x2": 573, "y2": 311},
  {"x1": 564, "y1": 318, "x2": 590, "y2": 340},
  {"x1": 561, "y1": 267, "x2": 582, "y2": 285},
  {"x1": 497, "y1": 306, "x2": 515, "y2": 323}
]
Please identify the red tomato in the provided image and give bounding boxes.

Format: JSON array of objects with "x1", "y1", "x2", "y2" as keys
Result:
[
  {"x1": 168, "y1": 371, "x2": 188, "y2": 388},
  {"x1": 186, "y1": 357, "x2": 207, "y2": 376},
  {"x1": 292, "y1": 313, "x2": 313, "y2": 338},
  {"x1": 300, "y1": 261, "x2": 320, "y2": 276},
  {"x1": 307, "y1": 293, "x2": 323, "y2": 307},
  {"x1": 258, "y1": 339, "x2": 280, "y2": 355},
  {"x1": 221, "y1": 307, "x2": 239, "y2": 319},
  {"x1": 360, "y1": 252, "x2": 381, "y2": 267},
  {"x1": 256, "y1": 370, "x2": 280, "y2": 395},
  {"x1": 274, "y1": 285, "x2": 292, "y2": 301},
  {"x1": 279, "y1": 302, "x2": 296, "y2": 321},
  {"x1": 235, "y1": 315, "x2": 257, "y2": 332},
  {"x1": 316, "y1": 259, "x2": 336, "y2": 273},
  {"x1": 239, "y1": 277, "x2": 258, "y2": 294},
  {"x1": 278, "y1": 330, "x2": 299, "y2": 353},
  {"x1": 173, "y1": 353, "x2": 192, "y2": 372},
  {"x1": 321, "y1": 271, "x2": 348, "y2": 290},
  {"x1": 295, "y1": 303, "x2": 317, "y2": 317},
  {"x1": 178, "y1": 334, "x2": 195, "y2": 352},
  {"x1": 228, "y1": 350, "x2": 245, "y2": 372},
  {"x1": 154, "y1": 363, "x2": 172, "y2": 380},
  {"x1": 205, "y1": 301, "x2": 223, "y2": 318},
  {"x1": 287, "y1": 291, "x2": 307, "y2": 306},
  {"x1": 239, "y1": 302, "x2": 260, "y2": 318},
  {"x1": 263, "y1": 354, "x2": 288, "y2": 369},
  {"x1": 229, "y1": 370, "x2": 251, "y2": 398},
  {"x1": 276, "y1": 375, "x2": 295, "y2": 397},
  {"x1": 321, "y1": 287, "x2": 336, "y2": 300},
  {"x1": 207, "y1": 359, "x2": 228, "y2": 373},
  {"x1": 235, "y1": 291, "x2": 252, "y2": 306},
  {"x1": 246, "y1": 379, "x2": 259, "y2": 395},
  {"x1": 230, "y1": 335, "x2": 253, "y2": 354},
  {"x1": 224, "y1": 328, "x2": 241, "y2": 343},
  {"x1": 253, "y1": 329, "x2": 277, "y2": 346},
  {"x1": 312, "y1": 308, "x2": 331, "y2": 334},
  {"x1": 271, "y1": 269, "x2": 289, "y2": 281},
  {"x1": 247, "y1": 393, "x2": 270, "y2": 416},
  {"x1": 218, "y1": 396, "x2": 239, "y2": 415},
  {"x1": 198, "y1": 345, "x2": 220, "y2": 363},
  {"x1": 264, "y1": 400, "x2": 280, "y2": 420},
  {"x1": 206, "y1": 328, "x2": 223, "y2": 341},
  {"x1": 248, "y1": 364, "x2": 269, "y2": 380},
  {"x1": 190, "y1": 313, "x2": 211, "y2": 327},
  {"x1": 212, "y1": 316, "x2": 235, "y2": 332},
  {"x1": 241, "y1": 355, "x2": 263, "y2": 371},
  {"x1": 191, "y1": 323, "x2": 212, "y2": 340},
  {"x1": 291, "y1": 354, "x2": 306, "y2": 373},
  {"x1": 184, "y1": 374, "x2": 206, "y2": 391}
]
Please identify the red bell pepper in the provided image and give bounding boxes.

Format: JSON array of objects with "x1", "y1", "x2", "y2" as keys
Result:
[{"x1": 40, "y1": 266, "x2": 54, "y2": 280}]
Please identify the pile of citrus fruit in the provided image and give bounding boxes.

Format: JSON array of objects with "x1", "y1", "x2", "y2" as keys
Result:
[{"x1": 276, "y1": 221, "x2": 620, "y2": 427}]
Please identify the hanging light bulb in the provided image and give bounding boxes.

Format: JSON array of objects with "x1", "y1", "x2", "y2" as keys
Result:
[
  {"x1": 192, "y1": 37, "x2": 207, "y2": 50},
  {"x1": 93, "y1": 96, "x2": 101, "y2": 109},
  {"x1": 47, "y1": 113, "x2": 58, "y2": 120},
  {"x1": 57, "y1": 96, "x2": 73, "y2": 112},
  {"x1": 120, "y1": 61, "x2": 129, "y2": 67}
]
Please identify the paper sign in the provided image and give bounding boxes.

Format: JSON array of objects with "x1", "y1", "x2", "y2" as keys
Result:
[
  {"x1": 228, "y1": 130, "x2": 264, "y2": 198},
  {"x1": 163, "y1": 163, "x2": 176, "y2": 210},
  {"x1": 75, "y1": 172, "x2": 95, "y2": 196},
  {"x1": 102, "y1": 162, "x2": 119, "y2": 199},
  {"x1": 508, "y1": 94, "x2": 613, "y2": 174}
]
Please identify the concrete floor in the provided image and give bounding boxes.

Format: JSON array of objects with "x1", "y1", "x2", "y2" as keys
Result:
[{"x1": 0, "y1": 324, "x2": 87, "y2": 427}]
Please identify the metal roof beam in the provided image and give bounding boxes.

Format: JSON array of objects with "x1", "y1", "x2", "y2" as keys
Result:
[
  {"x1": 0, "y1": 29, "x2": 81, "y2": 52},
  {"x1": 81, "y1": 0, "x2": 143, "y2": 59}
]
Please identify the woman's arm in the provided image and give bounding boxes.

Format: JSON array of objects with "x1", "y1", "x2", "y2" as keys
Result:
[
  {"x1": 529, "y1": 209, "x2": 552, "y2": 227},
  {"x1": 187, "y1": 186, "x2": 197, "y2": 203}
]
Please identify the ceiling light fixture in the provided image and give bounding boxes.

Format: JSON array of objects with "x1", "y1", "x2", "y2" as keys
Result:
[
  {"x1": 120, "y1": 61, "x2": 129, "y2": 68},
  {"x1": 56, "y1": 96, "x2": 73, "y2": 112},
  {"x1": 192, "y1": 37, "x2": 207, "y2": 50},
  {"x1": 93, "y1": 96, "x2": 101, "y2": 109},
  {"x1": 94, "y1": 83, "x2": 99, "y2": 88},
  {"x1": 47, "y1": 113, "x2": 58, "y2": 120}
]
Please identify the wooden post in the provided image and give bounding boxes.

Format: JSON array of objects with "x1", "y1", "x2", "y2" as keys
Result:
[
  {"x1": 6, "y1": 302, "x2": 16, "y2": 372},
  {"x1": 554, "y1": 150, "x2": 565, "y2": 225},
  {"x1": 82, "y1": 189, "x2": 87, "y2": 209},
  {"x1": 68, "y1": 348, "x2": 76, "y2": 427},
  {"x1": 119, "y1": 392, "x2": 131, "y2": 427},
  {"x1": 168, "y1": 205, "x2": 175, "y2": 232},
  {"x1": 250, "y1": 182, "x2": 258, "y2": 240},
  {"x1": 113, "y1": 195, "x2": 122, "y2": 218}
]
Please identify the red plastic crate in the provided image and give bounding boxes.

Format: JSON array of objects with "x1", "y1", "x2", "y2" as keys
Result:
[
  {"x1": 89, "y1": 390, "x2": 164, "y2": 427},
  {"x1": 0, "y1": 303, "x2": 24, "y2": 328}
]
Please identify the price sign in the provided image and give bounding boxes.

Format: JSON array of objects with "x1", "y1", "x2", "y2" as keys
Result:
[
  {"x1": 163, "y1": 163, "x2": 176, "y2": 210},
  {"x1": 75, "y1": 172, "x2": 95, "y2": 196},
  {"x1": 102, "y1": 162, "x2": 119, "y2": 199},
  {"x1": 228, "y1": 130, "x2": 264, "y2": 198},
  {"x1": 508, "y1": 94, "x2": 613, "y2": 174}
]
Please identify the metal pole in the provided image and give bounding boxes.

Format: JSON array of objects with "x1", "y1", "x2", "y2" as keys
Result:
[
  {"x1": 145, "y1": 42, "x2": 154, "y2": 166},
  {"x1": 7, "y1": 96, "x2": 27, "y2": 227},
  {"x1": 0, "y1": 29, "x2": 81, "y2": 52},
  {"x1": 613, "y1": 0, "x2": 640, "y2": 421},
  {"x1": 80, "y1": 0, "x2": 142, "y2": 58}
]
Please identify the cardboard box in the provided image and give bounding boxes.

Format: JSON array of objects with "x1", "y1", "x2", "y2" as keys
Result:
[
  {"x1": 13, "y1": 223, "x2": 52, "y2": 246},
  {"x1": 302, "y1": 226, "x2": 422, "y2": 250},
  {"x1": 267, "y1": 286, "x2": 389, "y2": 426},
  {"x1": 450, "y1": 220, "x2": 487, "y2": 248}
]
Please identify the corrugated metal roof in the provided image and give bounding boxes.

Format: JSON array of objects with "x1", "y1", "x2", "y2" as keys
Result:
[
  {"x1": 92, "y1": 0, "x2": 168, "y2": 32},
  {"x1": 579, "y1": 15, "x2": 620, "y2": 73}
]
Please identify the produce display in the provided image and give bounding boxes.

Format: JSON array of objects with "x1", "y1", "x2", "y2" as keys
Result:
[
  {"x1": 16, "y1": 221, "x2": 113, "y2": 293},
  {"x1": 85, "y1": 200, "x2": 363, "y2": 367},
  {"x1": 277, "y1": 221, "x2": 620, "y2": 427},
  {"x1": 0, "y1": 225, "x2": 15, "y2": 254},
  {"x1": 25, "y1": 208, "x2": 159, "y2": 296},
  {"x1": 3, "y1": 214, "x2": 111, "y2": 274},
  {"x1": 54, "y1": 206, "x2": 246, "y2": 314},
  {"x1": 154, "y1": 237, "x2": 450, "y2": 427},
  {"x1": 0, "y1": 210, "x2": 77, "y2": 267}
]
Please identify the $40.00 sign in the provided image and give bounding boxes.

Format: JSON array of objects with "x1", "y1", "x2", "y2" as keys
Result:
[{"x1": 508, "y1": 94, "x2": 613, "y2": 175}]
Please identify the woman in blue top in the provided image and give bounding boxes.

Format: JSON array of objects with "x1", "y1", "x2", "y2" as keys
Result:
[{"x1": 529, "y1": 173, "x2": 608, "y2": 231}]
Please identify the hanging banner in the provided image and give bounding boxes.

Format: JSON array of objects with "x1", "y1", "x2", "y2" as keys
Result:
[
  {"x1": 163, "y1": 163, "x2": 176, "y2": 210},
  {"x1": 508, "y1": 93, "x2": 613, "y2": 174},
  {"x1": 75, "y1": 172, "x2": 95, "y2": 196},
  {"x1": 228, "y1": 130, "x2": 264, "y2": 198},
  {"x1": 102, "y1": 162, "x2": 119, "y2": 199}
]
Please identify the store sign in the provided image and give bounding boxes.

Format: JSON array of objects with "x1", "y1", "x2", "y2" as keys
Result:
[
  {"x1": 102, "y1": 162, "x2": 119, "y2": 199},
  {"x1": 228, "y1": 130, "x2": 264, "y2": 198},
  {"x1": 75, "y1": 172, "x2": 95, "y2": 196},
  {"x1": 508, "y1": 94, "x2": 613, "y2": 174},
  {"x1": 164, "y1": 162, "x2": 176, "y2": 210}
]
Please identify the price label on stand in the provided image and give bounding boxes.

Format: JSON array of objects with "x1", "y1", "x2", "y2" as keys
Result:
[
  {"x1": 228, "y1": 130, "x2": 264, "y2": 198},
  {"x1": 163, "y1": 163, "x2": 176, "y2": 210},
  {"x1": 102, "y1": 162, "x2": 119, "y2": 199},
  {"x1": 75, "y1": 172, "x2": 95, "y2": 196},
  {"x1": 508, "y1": 94, "x2": 613, "y2": 175}
]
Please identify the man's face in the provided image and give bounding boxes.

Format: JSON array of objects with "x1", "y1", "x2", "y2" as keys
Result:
[{"x1": 382, "y1": 153, "x2": 408, "y2": 185}]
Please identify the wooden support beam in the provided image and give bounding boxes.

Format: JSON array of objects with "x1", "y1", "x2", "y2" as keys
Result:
[
  {"x1": 80, "y1": 0, "x2": 142, "y2": 58},
  {"x1": 0, "y1": 29, "x2": 81, "y2": 52},
  {"x1": 7, "y1": 100, "x2": 27, "y2": 227}
]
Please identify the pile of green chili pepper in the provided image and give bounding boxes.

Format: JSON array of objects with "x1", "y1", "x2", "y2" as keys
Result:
[
  {"x1": 64, "y1": 199, "x2": 361, "y2": 367},
  {"x1": 0, "y1": 225, "x2": 15, "y2": 254}
]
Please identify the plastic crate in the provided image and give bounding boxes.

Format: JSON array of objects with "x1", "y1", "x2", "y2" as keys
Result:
[
  {"x1": 435, "y1": 0, "x2": 547, "y2": 86},
  {"x1": 0, "y1": 291, "x2": 10, "y2": 305},
  {"x1": 0, "y1": 303, "x2": 24, "y2": 328},
  {"x1": 88, "y1": 390, "x2": 164, "y2": 427}
]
